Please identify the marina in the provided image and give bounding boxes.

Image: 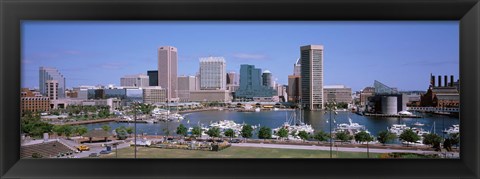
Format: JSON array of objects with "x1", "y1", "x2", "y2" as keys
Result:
[{"x1": 81, "y1": 110, "x2": 460, "y2": 141}]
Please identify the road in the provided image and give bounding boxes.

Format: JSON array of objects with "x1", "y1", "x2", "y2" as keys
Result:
[{"x1": 232, "y1": 143, "x2": 459, "y2": 158}]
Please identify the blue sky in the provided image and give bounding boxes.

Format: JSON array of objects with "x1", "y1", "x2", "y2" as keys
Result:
[{"x1": 21, "y1": 21, "x2": 459, "y2": 91}]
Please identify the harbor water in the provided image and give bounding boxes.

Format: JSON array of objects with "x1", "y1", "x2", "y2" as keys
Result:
[{"x1": 82, "y1": 110, "x2": 460, "y2": 138}]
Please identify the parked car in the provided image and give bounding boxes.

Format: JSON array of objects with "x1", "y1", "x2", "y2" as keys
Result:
[
  {"x1": 88, "y1": 153, "x2": 99, "y2": 157},
  {"x1": 99, "y1": 150, "x2": 111, "y2": 154},
  {"x1": 229, "y1": 139, "x2": 242, "y2": 143},
  {"x1": 76, "y1": 145, "x2": 90, "y2": 151}
]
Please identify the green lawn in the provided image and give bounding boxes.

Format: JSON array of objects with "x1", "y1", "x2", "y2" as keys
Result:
[{"x1": 101, "y1": 146, "x2": 381, "y2": 158}]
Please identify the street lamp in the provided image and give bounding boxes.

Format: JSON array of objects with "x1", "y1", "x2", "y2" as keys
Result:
[
  {"x1": 133, "y1": 101, "x2": 138, "y2": 158},
  {"x1": 325, "y1": 101, "x2": 338, "y2": 158}
]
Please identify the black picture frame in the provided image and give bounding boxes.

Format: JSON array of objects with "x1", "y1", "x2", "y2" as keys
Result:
[{"x1": 1, "y1": 0, "x2": 479, "y2": 178}]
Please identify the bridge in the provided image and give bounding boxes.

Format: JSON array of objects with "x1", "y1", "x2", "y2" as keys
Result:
[{"x1": 407, "y1": 107, "x2": 459, "y2": 113}]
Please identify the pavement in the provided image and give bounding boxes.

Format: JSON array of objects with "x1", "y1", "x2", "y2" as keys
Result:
[{"x1": 232, "y1": 143, "x2": 459, "y2": 158}]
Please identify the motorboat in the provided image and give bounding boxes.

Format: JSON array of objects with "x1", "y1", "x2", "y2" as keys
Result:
[
  {"x1": 336, "y1": 118, "x2": 365, "y2": 131},
  {"x1": 255, "y1": 108, "x2": 261, "y2": 112},
  {"x1": 413, "y1": 122, "x2": 425, "y2": 127},
  {"x1": 398, "y1": 110, "x2": 413, "y2": 116},
  {"x1": 389, "y1": 124, "x2": 410, "y2": 136},
  {"x1": 443, "y1": 124, "x2": 459, "y2": 134}
]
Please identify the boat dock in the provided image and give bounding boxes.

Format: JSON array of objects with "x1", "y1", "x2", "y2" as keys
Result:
[
  {"x1": 116, "y1": 119, "x2": 149, "y2": 123},
  {"x1": 52, "y1": 118, "x2": 119, "y2": 126},
  {"x1": 364, "y1": 113, "x2": 421, "y2": 118}
]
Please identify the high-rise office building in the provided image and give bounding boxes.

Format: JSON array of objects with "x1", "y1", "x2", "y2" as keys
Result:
[
  {"x1": 300, "y1": 45, "x2": 324, "y2": 110},
  {"x1": 199, "y1": 57, "x2": 226, "y2": 90},
  {"x1": 288, "y1": 75, "x2": 301, "y2": 103},
  {"x1": 226, "y1": 71, "x2": 239, "y2": 85},
  {"x1": 45, "y1": 80, "x2": 59, "y2": 100},
  {"x1": 293, "y1": 58, "x2": 301, "y2": 76},
  {"x1": 262, "y1": 70, "x2": 273, "y2": 88},
  {"x1": 147, "y1": 70, "x2": 158, "y2": 86},
  {"x1": 120, "y1": 74, "x2": 149, "y2": 87},
  {"x1": 235, "y1": 64, "x2": 277, "y2": 100},
  {"x1": 158, "y1": 46, "x2": 178, "y2": 101},
  {"x1": 39, "y1": 67, "x2": 66, "y2": 98}
]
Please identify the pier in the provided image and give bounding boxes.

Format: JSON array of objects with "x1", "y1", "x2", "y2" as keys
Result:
[{"x1": 364, "y1": 113, "x2": 421, "y2": 118}]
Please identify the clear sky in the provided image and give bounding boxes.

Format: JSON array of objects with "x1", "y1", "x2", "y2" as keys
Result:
[{"x1": 21, "y1": 21, "x2": 459, "y2": 92}]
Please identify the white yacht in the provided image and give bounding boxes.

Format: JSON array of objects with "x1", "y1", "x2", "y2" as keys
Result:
[
  {"x1": 389, "y1": 124, "x2": 410, "y2": 136},
  {"x1": 255, "y1": 108, "x2": 261, "y2": 112},
  {"x1": 336, "y1": 118, "x2": 365, "y2": 131},
  {"x1": 413, "y1": 122, "x2": 425, "y2": 127},
  {"x1": 272, "y1": 110, "x2": 314, "y2": 139},
  {"x1": 443, "y1": 124, "x2": 459, "y2": 134}
]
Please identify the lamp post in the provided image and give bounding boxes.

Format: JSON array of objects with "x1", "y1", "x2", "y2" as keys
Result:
[
  {"x1": 133, "y1": 102, "x2": 138, "y2": 158},
  {"x1": 325, "y1": 101, "x2": 337, "y2": 158}
]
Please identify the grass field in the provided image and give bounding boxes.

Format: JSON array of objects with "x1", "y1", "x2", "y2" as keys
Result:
[{"x1": 101, "y1": 146, "x2": 382, "y2": 158}]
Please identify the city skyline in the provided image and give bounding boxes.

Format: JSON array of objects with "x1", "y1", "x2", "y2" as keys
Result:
[{"x1": 22, "y1": 21, "x2": 459, "y2": 91}]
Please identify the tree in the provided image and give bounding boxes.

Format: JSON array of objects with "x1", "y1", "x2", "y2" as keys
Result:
[
  {"x1": 21, "y1": 114, "x2": 54, "y2": 138},
  {"x1": 422, "y1": 133, "x2": 442, "y2": 151},
  {"x1": 354, "y1": 130, "x2": 374, "y2": 158},
  {"x1": 206, "y1": 127, "x2": 221, "y2": 140},
  {"x1": 224, "y1": 128, "x2": 235, "y2": 139},
  {"x1": 115, "y1": 127, "x2": 128, "y2": 140},
  {"x1": 290, "y1": 130, "x2": 297, "y2": 137},
  {"x1": 277, "y1": 128, "x2": 289, "y2": 140},
  {"x1": 126, "y1": 127, "x2": 134, "y2": 135},
  {"x1": 399, "y1": 129, "x2": 420, "y2": 147},
  {"x1": 449, "y1": 133, "x2": 460, "y2": 147},
  {"x1": 101, "y1": 125, "x2": 111, "y2": 132},
  {"x1": 377, "y1": 130, "x2": 397, "y2": 145},
  {"x1": 63, "y1": 125, "x2": 73, "y2": 138},
  {"x1": 313, "y1": 131, "x2": 329, "y2": 144},
  {"x1": 335, "y1": 131, "x2": 352, "y2": 143},
  {"x1": 443, "y1": 138, "x2": 453, "y2": 151},
  {"x1": 176, "y1": 124, "x2": 188, "y2": 137},
  {"x1": 191, "y1": 126, "x2": 203, "y2": 138},
  {"x1": 298, "y1": 131, "x2": 310, "y2": 142},
  {"x1": 74, "y1": 126, "x2": 88, "y2": 136},
  {"x1": 258, "y1": 127, "x2": 272, "y2": 141},
  {"x1": 240, "y1": 124, "x2": 253, "y2": 140},
  {"x1": 53, "y1": 125, "x2": 65, "y2": 136}
]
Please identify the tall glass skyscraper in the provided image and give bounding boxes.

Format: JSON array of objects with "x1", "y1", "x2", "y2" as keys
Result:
[
  {"x1": 39, "y1": 67, "x2": 65, "y2": 99},
  {"x1": 300, "y1": 45, "x2": 324, "y2": 110},
  {"x1": 235, "y1": 64, "x2": 276, "y2": 100},
  {"x1": 199, "y1": 57, "x2": 226, "y2": 90}
]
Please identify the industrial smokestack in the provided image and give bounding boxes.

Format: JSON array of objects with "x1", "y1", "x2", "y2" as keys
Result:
[
  {"x1": 438, "y1": 75, "x2": 442, "y2": 87},
  {"x1": 431, "y1": 75, "x2": 435, "y2": 87},
  {"x1": 450, "y1": 75, "x2": 454, "y2": 87},
  {"x1": 444, "y1": 75, "x2": 448, "y2": 87}
]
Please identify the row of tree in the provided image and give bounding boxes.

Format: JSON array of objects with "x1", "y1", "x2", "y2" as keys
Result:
[{"x1": 174, "y1": 123, "x2": 460, "y2": 151}]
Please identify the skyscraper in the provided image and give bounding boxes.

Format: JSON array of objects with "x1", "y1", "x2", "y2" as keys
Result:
[
  {"x1": 158, "y1": 46, "x2": 178, "y2": 101},
  {"x1": 199, "y1": 57, "x2": 226, "y2": 90},
  {"x1": 45, "y1": 80, "x2": 59, "y2": 100},
  {"x1": 235, "y1": 64, "x2": 277, "y2": 100},
  {"x1": 293, "y1": 58, "x2": 301, "y2": 76},
  {"x1": 226, "y1": 71, "x2": 239, "y2": 85},
  {"x1": 300, "y1": 45, "x2": 324, "y2": 110},
  {"x1": 39, "y1": 67, "x2": 66, "y2": 99},
  {"x1": 262, "y1": 70, "x2": 273, "y2": 87},
  {"x1": 147, "y1": 70, "x2": 158, "y2": 86}
]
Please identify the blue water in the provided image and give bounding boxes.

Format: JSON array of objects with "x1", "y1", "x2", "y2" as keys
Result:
[{"x1": 82, "y1": 110, "x2": 459, "y2": 138}]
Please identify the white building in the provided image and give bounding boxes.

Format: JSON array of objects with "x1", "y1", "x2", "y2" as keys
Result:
[
  {"x1": 120, "y1": 74, "x2": 149, "y2": 87},
  {"x1": 45, "y1": 80, "x2": 59, "y2": 100},
  {"x1": 199, "y1": 57, "x2": 226, "y2": 90}
]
